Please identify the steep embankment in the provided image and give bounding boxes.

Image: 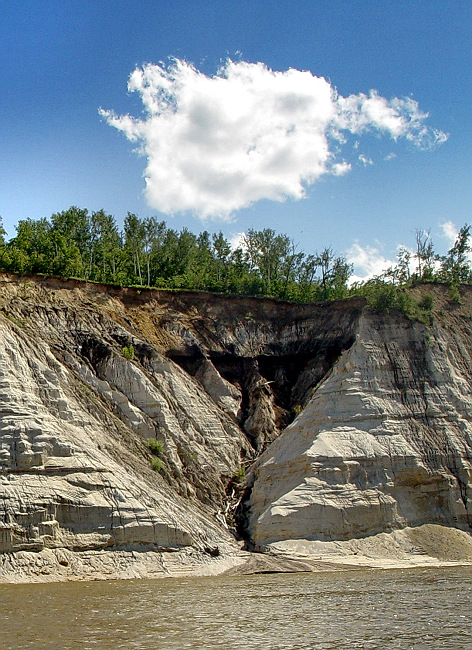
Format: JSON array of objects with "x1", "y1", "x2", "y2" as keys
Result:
[
  {"x1": 0, "y1": 274, "x2": 362, "y2": 581},
  {"x1": 246, "y1": 284, "x2": 472, "y2": 566},
  {"x1": 0, "y1": 275, "x2": 471, "y2": 581}
]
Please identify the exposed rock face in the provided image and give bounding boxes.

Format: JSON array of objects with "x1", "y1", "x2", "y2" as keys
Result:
[
  {"x1": 0, "y1": 307, "x2": 239, "y2": 577},
  {"x1": 247, "y1": 292, "x2": 472, "y2": 551},
  {"x1": 0, "y1": 274, "x2": 471, "y2": 581},
  {"x1": 0, "y1": 274, "x2": 361, "y2": 580}
]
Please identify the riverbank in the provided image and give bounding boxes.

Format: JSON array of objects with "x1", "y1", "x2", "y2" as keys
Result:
[
  {"x1": 226, "y1": 524, "x2": 472, "y2": 575},
  {"x1": 1, "y1": 524, "x2": 472, "y2": 583}
]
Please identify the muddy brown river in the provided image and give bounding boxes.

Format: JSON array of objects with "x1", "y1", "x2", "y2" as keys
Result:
[{"x1": 1, "y1": 565, "x2": 471, "y2": 649}]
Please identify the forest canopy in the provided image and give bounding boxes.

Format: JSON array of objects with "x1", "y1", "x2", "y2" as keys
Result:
[{"x1": 0, "y1": 208, "x2": 470, "y2": 306}]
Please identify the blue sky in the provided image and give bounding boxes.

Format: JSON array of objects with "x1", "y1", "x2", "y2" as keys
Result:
[{"x1": 1, "y1": 1, "x2": 470, "y2": 279}]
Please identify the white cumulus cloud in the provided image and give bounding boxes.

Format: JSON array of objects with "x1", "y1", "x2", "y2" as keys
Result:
[
  {"x1": 440, "y1": 221, "x2": 472, "y2": 263},
  {"x1": 332, "y1": 161, "x2": 352, "y2": 175},
  {"x1": 440, "y1": 220, "x2": 458, "y2": 247},
  {"x1": 346, "y1": 242, "x2": 396, "y2": 284},
  {"x1": 101, "y1": 58, "x2": 448, "y2": 220}
]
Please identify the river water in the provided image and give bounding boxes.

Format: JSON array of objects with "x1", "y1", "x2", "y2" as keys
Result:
[{"x1": 1, "y1": 565, "x2": 471, "y2": 649}]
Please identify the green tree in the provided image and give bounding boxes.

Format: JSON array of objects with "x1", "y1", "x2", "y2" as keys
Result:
[
  {"x1": 9, "y1": 218, "x2": 53, "y2": 274},
  {"x1": 212, "y1": 232, "x2": 232, "y2": 289},
  {"x1": 0, "y1": 217, "x2": 9, "y2": 269},
  {"x1": 294, "y1": 254, "x2": 318, "y2": 301},
  {"x1": 243, "y1": 228, "x2": 294, "y2": 296},
  {"x1": 191, "y1": 231, "x2": 214, "y2": 289},
  {"x1": 142, "y1": 217, "x2": 165, "y2": 286},
  {"x1": 161, "y1": 228, "x2": 198, "y2": 285},
  {"x1": 414, "y1": 229, "x2": 435, "y2": 281},
  {"x1": 228, "y1": 246, "x2": 255, "y2": 294},
  {"x1": 90, "y1": 210, "x2": 122, "y2": 283},
  {"x1": 278, "y1": 242, "x2": 304, "y2": 300},
  {"x1": 0, "y1": 217, "x2": 6, "y2": 246},
  {"x1": 439, "y1": 225, "x2": 472, "y2": 285},
  {"x1": 395, "y1": 246, "x2": 412, "y2": 285},
  {"x1": 50, "y1": 207, "x2": 90, "y2": 276},
  {"x1": 124, "y1": 213, "x2": 145, "y2": 284},
  {"x1": 314, "y1": 247, "x2": 352, "y2": 300}
]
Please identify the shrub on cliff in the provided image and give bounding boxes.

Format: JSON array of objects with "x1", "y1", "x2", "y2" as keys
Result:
[
  {"x1": 146, "y1": 439, "x2": 164, "y2": 455},
  {"x1": 417, "y1": 294, "x2": 434, "y2": 311},
  {"x1": 122, "y1": 345, "x2": 135, "y2": 360},
  {"x1": 146, "y1": 438, "x2": 164, "y2": 472},
  {"x1": 357, "y1": 280, "x2": 435, "y2": 326}
]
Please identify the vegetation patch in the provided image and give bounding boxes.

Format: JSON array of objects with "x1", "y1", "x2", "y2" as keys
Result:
[
  {"x1": 449, "y1": 285, "x2": 461, "y2": 304},
  {"x1": 1, "y1": 312, "x2": 27, "y2": 329},
  {"x1": 150, "y1": 457, "x2": 163, "y2": 472},
  {"x1": 232, "y1": 466, "x2": 246, "y2": 483},
  {"x1": 146, "y1": 438, "x2": 164, "y2": 455},
  {"x1": 0, "y1": 209, "x2": 470, "y2": 320},
  {"x1": 417, "y1": 294, "x2": 434, "y2": 311},
  {"x1": 121, "y1": 344, "x2": 135, "y2": 360},
  {"x1": 146, "y1": 438, "x2": 164, "y2": 472}
]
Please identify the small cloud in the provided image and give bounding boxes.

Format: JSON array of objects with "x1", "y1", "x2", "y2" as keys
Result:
[
  {"x1": 335, "y1": 91, "x2": 448, "y2": 149},
  {"x1": 346, "y1": 242, "x2": 396, "y2": 284},
  {"x1": 101, "y1": 58, "x2": 448, "y2": 220},
  {"x1": 384, "y1": 152, "x2": 397, "y2": 161},
  {"x1": 229, "y1": 231, "x2": 246, "y2": 250},
  {"x1": 440, "y1": 220, "x2": 458, "y2": 247},
  {"x1": 358, "y1": 154, "x2": 373, "y2": 166},
  {"x1": 332, "y1": 161, "x2": 351, "y2": 176}
]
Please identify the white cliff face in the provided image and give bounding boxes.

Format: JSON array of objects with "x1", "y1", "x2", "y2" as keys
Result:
[
  {"x1": 0, "y1": 281, "x2": 256, "y2": 581},
  {"x1": 81, "y1": 351, "x2": 249, "y2": 502},
  {"x1": 248, "y1": 309, "x2": 472, "y2": 548},
  {"x1": 1, "y1": 275, "x2": 472, "y2": 581},
  {"x1": 0, "y1": 317, "x2": 239, "y2": 564},
  {"x1": 194, "y1": 358, "x2": 242, "y2": 422}
]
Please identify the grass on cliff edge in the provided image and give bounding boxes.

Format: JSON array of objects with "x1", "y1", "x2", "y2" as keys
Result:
[{"x1": 360, "y1": 281, "x2": 435, "y2": 325}]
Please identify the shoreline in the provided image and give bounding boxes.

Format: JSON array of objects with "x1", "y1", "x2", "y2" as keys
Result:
[
  {"x1": 1, "y1": 551, "x2": 471, "y2": 585},
  {"x1": 223, "y1": 551, "x2": 472, "y2": 577},
  {"x1": 2, "y1": 523, "x2": 472, "y2": 584}
]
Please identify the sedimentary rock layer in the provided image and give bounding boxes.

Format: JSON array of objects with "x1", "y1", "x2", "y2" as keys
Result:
[
  {"x1": 0, "y1": 274, "x2": 471, "y2": 580},
  {"x1": 247, "y1": 290, "x2": 472, "y2": 550}
]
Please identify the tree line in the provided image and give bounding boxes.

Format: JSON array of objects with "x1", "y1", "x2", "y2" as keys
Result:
[
  {"x1": 0, "y1": 207, "x2": 470, "y2": 304},
  {"x1": 0, "y1": 207, "x2": 351, "y2": 301}
]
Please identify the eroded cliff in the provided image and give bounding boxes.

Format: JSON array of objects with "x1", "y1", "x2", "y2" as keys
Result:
[
  {"x1": 0, "y1": 274, "x2": 471, "y2": 581},
  {"x1": 246, "y1": 285, "x2": 472, "y2": 565}
]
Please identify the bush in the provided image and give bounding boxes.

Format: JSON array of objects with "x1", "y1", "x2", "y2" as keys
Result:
[
  {"x1": 356, "y1": 280, "x2": 436, "y2": 325},
  {"x1": 146, "y1": 438, "x2": 164, "y2": 455},
  {"x1": 150, "y1": 457, "x2": 163, "y2": 472},
  {"x1": 360, "y1": 281, "x2": 399, "y2": 312},
  {"x1": 449, "y1": 285, "x2": 461, "y2": 304},
  {"x1": 395, "y1": 290, "x2": 416, "y2": 315},
  {"x1": 232, "y1": 466, "x2": 246, "y2": 483},
  {"x1": 418, "y1": 294, "x2": 434, "y2": 311},
  {"x1": 122, "y1": 344, "x2": 135, "y2": 360},
  {"x1": 146, "y1": 438, "x2": 164, "y2": 472}
]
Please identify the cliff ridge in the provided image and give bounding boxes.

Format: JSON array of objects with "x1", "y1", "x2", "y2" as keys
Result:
[{"x1": 0, "y1": 274, "x2": 471, "y2": 581}]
